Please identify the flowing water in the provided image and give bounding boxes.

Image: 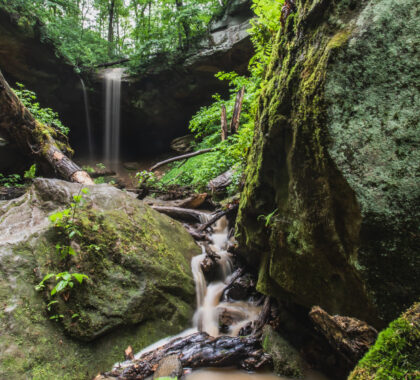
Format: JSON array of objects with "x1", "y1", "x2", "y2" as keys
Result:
[
  {"x1": 80, "y1": 77, "x2": 94, "y2": 159},
  {"x1": 114, "y1": 215, "x2": 326, "y2": 379},
  {"x1": 104, "y1": 68, "x2": 124, "y2": 167}
]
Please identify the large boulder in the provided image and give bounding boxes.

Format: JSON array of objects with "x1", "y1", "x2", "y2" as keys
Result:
[
  {"x1": 0, "y1": 178, "x2": 199, "y2": 379},
  {"x1": 236, "y1": 0, "x2": 419, "y2": 326}
]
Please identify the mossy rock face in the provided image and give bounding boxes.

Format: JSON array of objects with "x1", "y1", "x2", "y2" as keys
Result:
[
  {"x1": 236, "y1": 0, "x2": 419, "y2": 326},
  {"x1": 262, "y1": 325, "x2": 306, "y2": 378},
  {"x1": 348, "y1": 303, "x2": 420, "y2": 380},
  {"x1": 0, "y1": 178, "x2": 199, "y2": 379}
]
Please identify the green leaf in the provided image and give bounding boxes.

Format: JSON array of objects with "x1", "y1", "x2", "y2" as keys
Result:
[
  {"x1": 72, "y1": 273, "x2": 89, "y2": 284},
  {"x1": 52, "y1": 280, "x2": 67, "y2": 295},
  {"x1": 68, "y1": 246, "x2": 76, "y2": 256}
]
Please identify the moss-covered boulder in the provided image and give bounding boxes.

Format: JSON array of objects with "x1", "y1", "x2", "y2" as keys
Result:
[
  {"x1": 262, "y1": 325, "x2": 306, "y2": 378},
  {"x1": 349, "y1": 303, "x2": 420, "y2": 379},
  {"x1": 0, "y1": 178, "x2": 199, "y2": 379},
  {"x1": 236, "y1": 0, "x2": 419, "y2": 326}
]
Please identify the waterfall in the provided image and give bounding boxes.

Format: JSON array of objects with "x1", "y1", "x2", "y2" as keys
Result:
[
  {"x1": 80, "y1": 77, "x2": 94, "y2": 158},
  {"x1": 104, "y1": 68, "x2": 124, "y2": 166}
]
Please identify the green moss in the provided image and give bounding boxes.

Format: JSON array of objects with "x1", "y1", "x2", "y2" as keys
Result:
[
  {"x1": 262, "y1": 325, "x2": 305, "y2": 378},
  {"x1": 349, "y1": 303, "x2": 420, "y2": 380},
  {"x1": 0, "y1": 180, "x2": 200, "y2": 379},
  {"x1": 237, "y1": 0, "x2": 419, "y2": 325}
]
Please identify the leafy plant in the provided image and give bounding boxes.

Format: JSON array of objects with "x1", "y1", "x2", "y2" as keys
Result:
[
  {"x1": 13, "y1": 83, "x2": 69, "y2": 135},
  {"x1": 36, "y1": 272, "x2": 89, "y2": 296},
  {"x1": 23, "y1": 164, "x2": 37, "y2": 180},
  {"x1": 0, "y1": 164, "x2": 37, "y2": 187},
  {"x1": 0, "y1": 173, "x2": 23, "y2": 188},
  {"x1": 157, "y1": 0, "x2": 282, "y2": 192},
  {"x1": 136, "y1": 170, "x2": 159, "y2": 188},
  {"x1": 36, "y1": 187, "x2": 91, "y2": 306},
  {"x1": 258, "y1": 208, "x2": 279, "y2": 227}
]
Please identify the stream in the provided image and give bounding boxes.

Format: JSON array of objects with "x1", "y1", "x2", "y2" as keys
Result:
[{"x1": 113, "y1": 215, "x2": 328, "y2": 380}]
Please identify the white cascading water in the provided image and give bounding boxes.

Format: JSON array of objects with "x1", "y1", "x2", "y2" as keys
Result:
[
  {"x1": 114, "y1": 215, "x2": 306, "y2": 379},
  {"x1": 192, "y1": 216, "x2": 259, "y2": 338},
  {"x1": 80, "y1": 77, "x2": 94, "y2": 159},
  {"x1": 104, "y1": 68, "x2": 124, "y2": 167}
]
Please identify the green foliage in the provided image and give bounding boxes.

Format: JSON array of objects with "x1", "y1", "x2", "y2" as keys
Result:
[
  {"x1": 36, "y1": 188, "x2": 90, "y2": 308},
  {"x1": 13, "y1": 83, "x2": 69, "y2": 135},
  {"x1": 0, "y1": 164, "x2": 37, "y2": 187},
  {"x1": 159, "y1": 0, "x2": 282, "y2": 192},
  {"x1": 0, "y1": 0, "x2": 223, "y2": 69},
  {"x1": 24, "y1": 164, "x2": 37, "y2": 180},
  {"x1": 258, "y1": 208, "x2": 279, "y2": 227},
  {"x1": 0, "y1": 173, "x2": 23, "y2": 188},
  {"x1": 136, "y1": 170, "x2": 159, "y2": 188},
  {"x1": 248, "y1": 0, "x2": 283, "y2": 78}
]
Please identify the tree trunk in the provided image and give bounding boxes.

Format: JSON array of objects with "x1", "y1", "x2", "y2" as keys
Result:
[
  {"x1": 0, "y1": 71, "x2": 93, "y2": 185},
  {"x1": 108, "y1": 0, "x2": 116, "y2": 57},
  {"x1": 221, "y1": 104, "x2": 228, "y2": 140},
  {"x1": 230, "y1": 86, "x2": 245, "y2": 134},
  {"x1": 175, "y1": 0, "x2": 191, "y2": 51},
  {"x1": 101, "y1": 332, "x2": 272, "y2": 379}
]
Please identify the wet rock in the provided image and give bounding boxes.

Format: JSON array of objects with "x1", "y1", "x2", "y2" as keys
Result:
[
  {"x1": 238, "y1": 321, "x2": 254, "y2": 336},
  {"x1": 262, "y1": 325, "x2": 307, "y2": 378},
  {"x1": 309, "y1": 306, "x2": 378, "y2": 366},
  {"x1": 170, "y1": 135, "x2": 194, "y2": 153},
  {"x1": 221, "y1": 272, "x2": 258, "y2": 302},
  {"x1": 0, "y1": 178, "x2": 199, "y2": 379},
  {"x1": 153, "y1": 354, "x2": 183, "y2": 379}
]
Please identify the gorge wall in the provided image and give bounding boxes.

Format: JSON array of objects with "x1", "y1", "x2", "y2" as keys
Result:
[{"x1": 237, "y1": 0, "x2": 419, "y2": 327}]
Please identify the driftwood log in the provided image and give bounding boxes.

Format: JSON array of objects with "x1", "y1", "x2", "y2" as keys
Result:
[
  {"x1": 0, "y1": 71, "x2": 93, "y2": 185},
  {"x1": 309, "y1": 306, "x2": 378, "y2": 366},
  {"x1": 208, "y1": 169, "x2": 234, "y2": 194},
  {"x1": 197, "y1": 203, "x2": 239, "y2": 232},
  {"x1": 102, "y1": 332, "x2": 272, "y2": 380},
  {"x1": 149, "y1": 148, "x2": 213, "y2": 171},
  {"x1": 151, "y1": 205, "x2": 208, "y2": 223}
]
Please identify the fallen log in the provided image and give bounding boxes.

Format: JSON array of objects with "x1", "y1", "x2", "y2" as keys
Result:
[
  {"x1": 151, "y1": 205, "x2": 208, "y2": 223},
  {"x1": 197, "y1": 203, "x2": 239, "y2": 232},
  {"x1": 95, "y1": 58, "x2": 130, "y2": 68},
  {"x1": 102, "y1": 332, "x2": 272, "y2": 379},
  {"x1": 0, "y1": 71, "x2": 93, "y2": 185},
  {"x1": 183, "y1": 224, "x2": 210, "y2": 241},
  {"x1": 149, "y1": 148, "x2": 213, "y2": 171},
  {"x1": 208, "y1": 169, "x2": 234, "y2": 194},
  {"x1": 309, "y1": 306, "x2": 378, "y2": 366}
]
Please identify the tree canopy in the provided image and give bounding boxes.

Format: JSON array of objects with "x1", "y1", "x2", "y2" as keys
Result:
[{"x1": 0, "y1": 0, "x2": 225, "y2": 69}]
